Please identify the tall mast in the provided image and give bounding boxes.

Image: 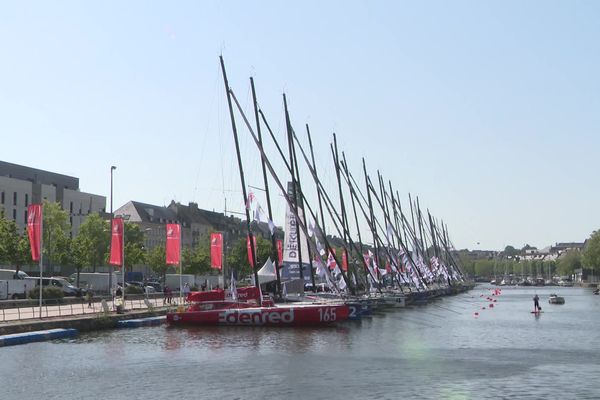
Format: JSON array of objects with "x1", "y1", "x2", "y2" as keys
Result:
[
  {"x1": 219, "y1": 56, "x2": 260, "y2": 305},
  {"x1": 250, "y1": 77, "x2": 281, "y2": 297},
  {"x1": 284, "y1": 94, "x2": 306, "y2": 284}
]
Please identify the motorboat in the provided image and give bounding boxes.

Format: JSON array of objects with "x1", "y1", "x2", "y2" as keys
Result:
[{"x1": 548, "y1": 294, "x2": 565, "y2": 304}]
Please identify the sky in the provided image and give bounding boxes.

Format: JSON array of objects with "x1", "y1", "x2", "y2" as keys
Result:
[{"x1": 1, "y1": 1, "x2": 598, "y2": 251}]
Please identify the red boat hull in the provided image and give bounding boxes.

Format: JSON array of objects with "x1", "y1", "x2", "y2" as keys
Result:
[{"x1": 167, "y1": 303, "x2": 349, "y2": 326}]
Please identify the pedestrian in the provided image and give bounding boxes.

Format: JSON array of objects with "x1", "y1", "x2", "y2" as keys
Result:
[
  {"x1": 167, "y1": 286, "x2": 173, "y2": 304},
  {"x1": 183, "y1": 282, "x2": 190, "y2": 303},
  {"x1": 163, "y1": 285, "x2": 169, "y2": 305},
  {"x1": 86, "y1": 285, "x2": 93, "y2": 308},
  {"x1": 533, "y1": 293, "x2": 541, "y2": 312}
]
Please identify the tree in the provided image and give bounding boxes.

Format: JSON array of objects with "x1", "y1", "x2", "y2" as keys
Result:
[
  {"x1": 226, "y1": 235, "x2": 272, "y2": 278},
  {"x1": 0, "y1": 216, "x2": 32, "y2": 270},
  {"x1": 72, "y1": 214, "x2": 110, "y2": 284},
  {"x1": 557, "y1": 250, "x2": 582, "y2": 277},
  {"x1": 42, "y1": 200, "x2": 70, "y2": 272},
  {"x1": 124, "y1": 223, "x2": 145, "y2": 271},
  {"x1": 582, "y1": 230, "x2": 600, "y2": 273},
  {"x1": 147, "y1": 244, "x2": 172, "y2": 282},
  {"x1": 503, "y1": 245, "x2": 519, "y2": 257}
]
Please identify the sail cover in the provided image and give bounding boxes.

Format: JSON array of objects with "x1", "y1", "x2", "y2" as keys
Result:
[{"x1": 281, "y1": 182, "x2": 312, "y2": 282}]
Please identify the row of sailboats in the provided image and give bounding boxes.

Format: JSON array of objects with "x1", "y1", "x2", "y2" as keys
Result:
[{"x1": 167, "y1": 57, "x2": 473, "y2": 327}]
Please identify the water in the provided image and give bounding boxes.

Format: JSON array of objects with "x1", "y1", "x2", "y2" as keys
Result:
[{"x1": 2, "y1": 285, "x2": 599, "y2": 399}]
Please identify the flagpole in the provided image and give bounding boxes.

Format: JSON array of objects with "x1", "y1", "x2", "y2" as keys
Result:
[
  {"x1": 122, "y1": 220, "x2": 125, "y2": 312},
  {"x1": 39, "y1": 205, "x2": 43, "y2": 319},
  {"x1": 179, "y1": 224, "x2": 182, "y2": 305}
]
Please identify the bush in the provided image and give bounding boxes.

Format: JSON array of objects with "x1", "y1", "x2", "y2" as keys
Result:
[
  {"x1": 125, "y1": 285, "x2": 143, "y2": 295},
  {"x1": 28, "y1": 286, "x2": 64, "y2": 300}
]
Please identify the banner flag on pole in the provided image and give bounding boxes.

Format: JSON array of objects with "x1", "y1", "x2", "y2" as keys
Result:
[
  {"x1": 166, "y1": 223, "x2": 181, "y2": 265},
  {"x1": 341, "y1": 249, "x2": 348, "y2": 272},
  {"x1": 26, "y1": 204, "x2": 42, "y2": 261},
  {"x1": 246, "y1": 235, "x2": 257, "y2": 267},
  {"x1": 210, "y1": 232, "x2": 223, "y2": 270},
  {"x1": 276, "y1": 239, "x2": 283, "y2": 266},
  {"x1": 109, "y1": 218, "x2": 124, "y2": 267}
]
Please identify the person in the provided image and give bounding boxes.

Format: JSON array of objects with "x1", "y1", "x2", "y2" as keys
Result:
[
  {"x1": 167, "y1": 286, "x2": 173, "y2": 304},
  {"x1": 533, "y1": 293, "x2": 540, "y2": 312},
  {"x1": 183, "y1": 282, "x2": 190, "y2": 303},
  {"x1": 163, "y1": 285, "x2": 169, "y2": 305},
  {"x1": 86, "y1": 285, "x2": 93, "y2": 308},
  {"x1": 116, "y1": 285, "x2": 122, "y2": 298}
]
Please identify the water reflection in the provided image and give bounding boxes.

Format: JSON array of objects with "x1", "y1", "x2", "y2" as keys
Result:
[{"x1": 1, "y1": 286, "x2": 599, "y2": 399}]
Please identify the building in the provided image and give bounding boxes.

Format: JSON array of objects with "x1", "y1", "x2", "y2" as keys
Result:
[
  {"x1": 114, "y1": 200, "x2": 282, "y2": 252},
  {"x1": 0, "y1": 160, "x2": 106, "y2": 237}
]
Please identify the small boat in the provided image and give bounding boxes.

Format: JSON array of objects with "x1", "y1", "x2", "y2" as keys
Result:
[
  {"x1": 166, "y1": 288, "x2": 349, "y2": 327},
  {"x1": 548, "y1": 294, "x2": 565, "y2": 304},
  {"x1": 593, "y1": 289, "x2": 599, "y2": 295}
]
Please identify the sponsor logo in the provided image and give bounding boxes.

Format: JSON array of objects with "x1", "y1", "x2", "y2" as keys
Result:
[{"x1": 218, "y1": 309, "x2": 294, "y2": 325}]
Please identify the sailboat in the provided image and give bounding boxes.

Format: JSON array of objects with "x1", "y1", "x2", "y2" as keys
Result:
[{"x1": 166, "y1": 56, "x2": 350, "y2": 327}]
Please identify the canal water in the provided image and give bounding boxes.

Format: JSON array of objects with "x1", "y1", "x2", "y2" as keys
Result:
[{"x1": 2, "y1": 285, "x2": 599, "y2": 399}]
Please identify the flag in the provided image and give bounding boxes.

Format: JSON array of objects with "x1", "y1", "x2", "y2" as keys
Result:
[
  {"x1": 26, "y1": 204, "x2": 42, "y2": 261},
  {"x1": 230, "y1": 270, "x2": 237, "y2": 301},
  {"x1": 210, "y1": 232, "x2": 223, "y2": 270},
  {"x1": 341, "y1": 249, "x2": 348, "y2": 272},
  {"x1": 109, "y1": 218, "x2": 124, "y2": 267},
  {"x1": 246, "y1": 235, "x2": 258, "y2": 267},
  {"x1": 245, "y1": 191, "x2": 255, "y2": 209},
  {"x1": 276, "y1": 239, "x2": 283, "y2": 266},
  {"x1": 327, "y1": 249, "x2": 337, "y2": 270},
  {"x1": 165, "y1": 223, "x2": 181, "y2": 265}
]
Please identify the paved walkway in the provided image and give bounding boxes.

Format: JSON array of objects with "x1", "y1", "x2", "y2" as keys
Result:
[{"x1": 0, "y1": 296, "x2": 182, "y2": 323}]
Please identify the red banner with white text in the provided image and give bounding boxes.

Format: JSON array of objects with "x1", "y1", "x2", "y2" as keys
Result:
[
  {"x1": 210, "y1": 232, "x2": 223, "y2": 270},
  {"x1": 166, "y1": 223, "x2": 181, "y2": 265},
  {"x1": 26, "y1": 204, "x2": 42, "y2": 262},
  {"x1": 109, "y1": 218, "x2": 124, "y2": 267},
  {"x1": 341, "y1": 249, "x2": 348, "y2": 272}
]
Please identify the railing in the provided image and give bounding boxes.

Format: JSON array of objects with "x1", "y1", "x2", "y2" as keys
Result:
[{"x1": 0, "y1": 293, "x2": 180, "y2": 323}]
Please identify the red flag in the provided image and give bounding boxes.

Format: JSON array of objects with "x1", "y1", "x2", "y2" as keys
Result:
[
  {"x1": 246, "y1": 235, "x2": 257, "y2": 267},
  {"x1": 276, "y1": 239, "x2": 283, "y2": 266},
  {"x1": 327, "y1": 249, "x2": 337, "y2": 270},
  {"x1": 166, "y1": 223, "x2": 181, "y2": 265},
  {"x1": 210, "y1": 232, "x2": 223, "y2": 270},
  {"x1": 26, "y1": 204, "x2": 42, "y2": 261},
  {"x1": 341, "y1": 249, "x2": 349, "y2": 272},
  {"x1": 109, "y1": 218, "x2": 124, "y2": 267}
]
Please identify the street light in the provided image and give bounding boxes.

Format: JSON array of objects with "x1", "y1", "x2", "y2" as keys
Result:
[{"x1": 109, "y1": 166, "x2": 116, "y2": 293}]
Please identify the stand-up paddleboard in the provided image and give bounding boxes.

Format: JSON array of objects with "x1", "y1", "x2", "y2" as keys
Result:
[{"x1": 531, "y1": 311, "x2": 544, "y2": 314}]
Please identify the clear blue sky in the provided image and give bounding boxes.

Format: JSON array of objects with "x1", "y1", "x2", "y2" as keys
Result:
[{"x1": 1, "y1": 1, "x2": 598, "y2": 251}]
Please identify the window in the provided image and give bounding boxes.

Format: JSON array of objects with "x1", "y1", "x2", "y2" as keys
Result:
[
  {"x1": 1, "y1": 191, "x2": 4, "y2": 204},
  {"x1": 70, "y1": 202, "x2": 73, "y2": 213},
  {"x1": 25, "y1": 193, "x2": 28, "y2": 206},
  {"x1": 12, "y1": 209, "x2": 16, "y2": 220},
  {"x1": 24, "y1": 210, "x2": 27, "y2": 224},
  {"x1": 13, "y1": 192, "x2": 17, "y2": 206}
]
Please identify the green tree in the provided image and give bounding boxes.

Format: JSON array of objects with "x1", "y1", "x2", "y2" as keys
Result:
[
  {"x1": 503, "y1": 245, "x2": 519, "y2": 257},
  {"x1": 0, "y1": 216, "x2": 33, "y2": 272},
  {"x1": 226, "y1": 235, "x2": 272, "y2": 278},
  {"x1": 582, "y1": 230, "x2": 600, "y2": 273},
  {"x1": 124, "y1": 223, "x2": 145, "y2": 271},
  {"x1": 147, "y1": 244, "x2": 173, "y2": 282},
  {"x1": 42, "y1": 200, "x2": 70, "y2": 272},
  {"x1": 556, "y1": 250, "x2": 582, "y2": 277},
  {"x1": 72, "y1": 214, "x2": 110, "y2": 280}
]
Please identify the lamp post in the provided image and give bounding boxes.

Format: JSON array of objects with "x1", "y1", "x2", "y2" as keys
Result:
[{"x1": 109, "y1": 166, "x2": 116, "y2": 293}]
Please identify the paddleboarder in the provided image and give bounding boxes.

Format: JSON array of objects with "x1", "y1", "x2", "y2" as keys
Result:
[{"x1": 533, "y1": 294, "x2": 541, "y2": 312}]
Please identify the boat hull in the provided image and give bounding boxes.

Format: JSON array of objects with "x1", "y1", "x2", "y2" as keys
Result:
[{"x1": 167, "y1": 303, "x2": 349, "y2": 326}]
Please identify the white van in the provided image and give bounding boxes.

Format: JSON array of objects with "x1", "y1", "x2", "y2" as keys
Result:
[{"x1": 0, "y1": 269, "x2": 34, "y2": 299}]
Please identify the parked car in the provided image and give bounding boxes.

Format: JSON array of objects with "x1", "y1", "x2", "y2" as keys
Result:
[
  {"x1": 126, "y1": 281, "x2": 156, "y2": 293},
  {"x1": 26, "y1": 277, "x2": 86, "y2": 297},
  {"x1": 144, "y1": 281, "x2": 162, "y2": 292}
]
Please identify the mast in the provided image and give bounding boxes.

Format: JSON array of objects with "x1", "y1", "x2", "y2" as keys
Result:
[
  {"x1": 219, "y1": 56, "x2": 261, "y2": 305},
  {"x1": 284, "y1": 94, "x2": 306, "y2": 284},
  {"x1": 250, "y1": 77, "x2": 282, "y2": 297}
]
